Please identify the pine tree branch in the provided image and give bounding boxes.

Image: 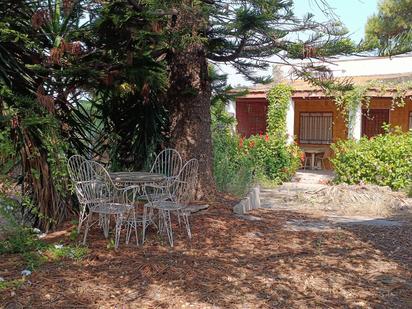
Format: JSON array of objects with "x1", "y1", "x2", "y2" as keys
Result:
[{"x1": 207, "y1": 37, "x2": 247, "y2": 61}]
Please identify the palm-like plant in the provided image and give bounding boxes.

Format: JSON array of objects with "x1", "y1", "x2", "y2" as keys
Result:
[{"x1": 0, "y1": 0, "x2": 98, "y2": 231}]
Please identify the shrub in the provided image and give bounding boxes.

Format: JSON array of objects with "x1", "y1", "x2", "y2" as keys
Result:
[
  {"x1": 213, "y1": 131, "x2": 301, "y2": 195},
  {"x1": 240, "y1": 133, "x2": 301, "y2": 185},
  {"x1": 213, "y1": 131, "x2": 255, "y2": 196},
  {"x1": 212, "y1": 83, "x2": 301, "y2": 195},
  {"x1": 331, "y1": 129, "x2": 412, "y2": 190}
]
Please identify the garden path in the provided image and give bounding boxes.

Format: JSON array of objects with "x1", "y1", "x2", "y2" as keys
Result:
[{"x1": 260, "y1": 169, "x2": 412, "y2": 230}]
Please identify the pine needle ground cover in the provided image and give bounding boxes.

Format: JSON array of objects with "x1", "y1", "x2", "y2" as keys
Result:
[{"x1": 1, "y1": 197, "x2": 411, "y2": 308}]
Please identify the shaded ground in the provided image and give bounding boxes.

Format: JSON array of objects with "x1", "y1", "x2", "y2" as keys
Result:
[{"x1": 1, "y1": 198, "x2": 412, "y2": 308}]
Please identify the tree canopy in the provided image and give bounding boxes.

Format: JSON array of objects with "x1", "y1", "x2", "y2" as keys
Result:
[
  {"x1": 364, "y1": 0, "x2": 412, "y2": 56},
  {"x1": 0, "y1": 0, "x2": 356, "y2": 228}
]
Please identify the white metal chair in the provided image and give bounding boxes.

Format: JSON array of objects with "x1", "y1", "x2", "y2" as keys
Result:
[
  {"x1": 120, "y1": 149, "x2": 182, "y2": 244},
  {"x1": 150, "y1": 148, "x2": 182, "y2": 185},
  {"x1": 314, "y1": 148, "x2": 330, "y2": 170},
  {"x1": 67, "y1": 155, "x2": 92, "y2": 232},
  {"x1": 142, "y1": 158, "x2": 199, "y2": 247},
  {"x1": 303, "y1": 152, "x2": 312, "y2": 170},
  {"x1": 81, "y1": 161, "x2": 137, "y2": 249}
]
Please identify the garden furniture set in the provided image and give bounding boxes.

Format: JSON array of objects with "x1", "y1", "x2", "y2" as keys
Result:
[
  {"x1": 302, "y1": 147, "x2": 329, "y2": 170},
  {"x1": 67, "y1": 149, "x2": 198, "y2": 249}
]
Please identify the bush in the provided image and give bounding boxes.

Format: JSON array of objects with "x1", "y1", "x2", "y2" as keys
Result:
[
  {"x1": 212, "y1": 83, "x2": 301, "y2": 195},
  {"x1": 213, "y1": 131, "x2": 255, "y2": 196},
  {"x1": 213, "y1": 131, "x2": 301, "y2": 195},
  {"x1": 331, "y1": 130, "x2": 412, "y2": 190},
  {"x1": 240, "y1": 133, "x2": 301, "y2": 185}
]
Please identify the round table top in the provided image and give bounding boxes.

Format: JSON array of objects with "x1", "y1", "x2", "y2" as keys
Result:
[{"x1": 109, "y1": 171, "x2": 166, "y2": 184}]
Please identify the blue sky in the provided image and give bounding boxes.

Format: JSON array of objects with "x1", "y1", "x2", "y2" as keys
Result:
[
  {"x1": 222, "y1": 0, "x2": 379, "y2": 86},
  {"x1": 293, "y1": 0, "x2": 378, "y2": 42}
]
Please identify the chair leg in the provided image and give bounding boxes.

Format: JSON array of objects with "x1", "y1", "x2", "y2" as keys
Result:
[
  {"x1": 83, "y1": 212, "x2": 93, "y2": 245},
  {"x1": 133, "y1": 212, "x2": 139, "y2": 247},
  {"x1": 161, "y1": 210, "x2": 173, "y2": 247},
  {"x1": 142, "y1": 206, "x2": 148, "y2": 245},
  {"x1": 125, "y1": 221, "x2": 132, "y2": 245},
  {"x1": 128, "y1": 210, "x2": 139, "y2": 246},
  {"x1": 125, "y1": 210, "x2": 135, "y2": 245},
  {"x1": 77, "y1": 205, "x2": 87, "y2": 233},
  {"x1": 114, "y1": 213, "x2": 123, "y2": 250},
  {"x1": 102, "y1": 214, "x2": 110, "y2": 239},
  {"x1": 304, "y1": 157, "x2": 310, "y2": 170},
  {"x1": 181, "y1": 211, "x2": 191, "y2": 240}
]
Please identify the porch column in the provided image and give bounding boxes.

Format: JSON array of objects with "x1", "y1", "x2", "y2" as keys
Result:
[
  {"x1": 286, "y1": 98, "x2": 295, "y2": 144},
  {"x1": 348, "y1": 103, "x2": 362, "y2": 140}
]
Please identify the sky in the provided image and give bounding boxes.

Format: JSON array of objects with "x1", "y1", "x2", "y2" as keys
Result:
[{"x1": 221, "y1": 0, "x2": 379, "y2": 86}]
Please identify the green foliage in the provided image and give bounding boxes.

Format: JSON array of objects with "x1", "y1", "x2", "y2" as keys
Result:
[
  {"x1": 326, "y1": 81, "x2": 412, "y2": 134},
  {"x1": 407, "y1": 184, "x2": 412, "y2": 197},
  {"x1": 45, "y1": 244, "x2": 89, "y2": 261},
  {"x1": 0, "y1": 278, "x2": 25, "y2": 291},
  {"x1": 0, "y1": 227, "x2": 46, "y2": 255},
  {"x1": 212, "y1": 131, "x2": 255, "y2": 196},
  {"x1": 213, "y1": 131, "x2": 302, "y2": 194},
  {"x1": 331, "y1": 129, "x2": 412, "y2": 190},
  {"x1": 91, "y1": 1, "x2": 169, "y2": 171},
  {"x1": 240, "y1": 134, "x2": 301, "y2": 185},
  {"x1": 212, "y1": 83, "x2": 301, "y2": 195},
  {"x1": 266, "y1": 84, "x2": 292, "y2": 135},
  {"x1": 204, "y1": 0, "x2": 353, "y2": 82},
  {"x1": 363, "y1": 0, "x2": 412, "y2": 55},
  {"x1": 0, "y1": 223, "x2": 89, "y2": 273}
]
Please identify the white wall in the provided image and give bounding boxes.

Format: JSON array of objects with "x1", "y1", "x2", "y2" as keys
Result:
[
  {"x1": 286, "y1": 99, "x2": 295, "y2": 144},
  {"x1": 281, "y1": 54, "x2": 412, "y2": 79}
]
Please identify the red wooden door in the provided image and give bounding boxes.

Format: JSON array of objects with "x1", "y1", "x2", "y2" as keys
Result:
[
  {"x1": 236, "y1": 101, "x2": 267, "y2": 137},
  {"x1": 361, "y1": 109, "x2": 389, "y2": 138}
]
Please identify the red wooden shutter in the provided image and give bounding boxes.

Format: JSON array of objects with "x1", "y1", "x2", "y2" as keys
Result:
[{"x1": 361, "y1": 109, "x2": 389, "y2": 138}]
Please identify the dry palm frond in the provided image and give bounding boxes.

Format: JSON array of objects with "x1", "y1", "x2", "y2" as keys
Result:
[{"x1": 301, "y1": 184, "x2": 411, "y2": 216}]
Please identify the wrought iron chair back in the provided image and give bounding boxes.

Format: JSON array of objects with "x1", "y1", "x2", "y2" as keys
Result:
[
  {"x1": 173, "y1": 158, "x2": 199, "y2": 206},
  {"x1": 67, "y1": 155, "x2": 88, "y2": 183},
  {"x1": 150, "y1": 148, "x2": 182, "y2": 178},
  {"x1": 79, "y1": 160, "x2": 117, "y2": 209},
  {"x1": 67, "y1": 155, "x2": 94, "y2": 232}
]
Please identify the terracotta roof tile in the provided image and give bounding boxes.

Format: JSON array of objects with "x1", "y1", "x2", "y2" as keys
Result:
[{"x1": 236, "y1": 72, "x2": 412, "y2": 99}]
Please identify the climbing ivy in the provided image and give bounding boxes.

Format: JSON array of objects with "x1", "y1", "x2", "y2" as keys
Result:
[
  {"x1": 266, "y1": 83, "x2": 293, "y2": 137},
  {"x1": 330, "y1": 80, "x2": 412, "y2": 129}
]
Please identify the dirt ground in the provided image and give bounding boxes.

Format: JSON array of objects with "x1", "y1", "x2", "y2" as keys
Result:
[{"x1": 1, "y1": 198, "x2": 412, "y2": 308}]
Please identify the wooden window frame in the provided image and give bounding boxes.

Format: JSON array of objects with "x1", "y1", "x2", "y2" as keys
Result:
[
  {"x1": 409, "y1": 111, "x2": 412, "y2": 130},
  {"x1": 299, "y1": 112, "x2": 333, "y2": 145},
  {"x1": 361, "y1": 109, "x2": 390, "y2": 138}
]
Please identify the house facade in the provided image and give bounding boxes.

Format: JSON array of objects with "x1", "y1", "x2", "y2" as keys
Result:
[{"x1": 234, "y1": 56, "x2": 412, "y2": 169}]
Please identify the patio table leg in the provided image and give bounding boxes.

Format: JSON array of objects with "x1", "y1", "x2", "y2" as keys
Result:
[{"x1": 311, "y1": 153, "x2": 315, "y2": 170}]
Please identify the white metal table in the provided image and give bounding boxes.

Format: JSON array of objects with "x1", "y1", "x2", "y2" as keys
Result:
[{"x1": 109, "y1": 171, "x2": 166, "y2": 189}]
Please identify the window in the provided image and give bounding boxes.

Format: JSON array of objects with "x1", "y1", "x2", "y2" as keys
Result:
[
  {"x1": 361, "y1": 109, "x2": 389, "y2": 138},
  {"x1": 236, "y1": 101, "x2": 267, "y2": 137},
  {"x1": 299, "y1": 112, "x2": 333, "y2": 144},
  {"x1": 409, "y1": 112, "x2": 412, "y2": 130}
]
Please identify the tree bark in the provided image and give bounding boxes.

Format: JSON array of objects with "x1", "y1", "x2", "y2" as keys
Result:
[{"x1": 166, "y1": 44, "x2": 216, "y2": 199}]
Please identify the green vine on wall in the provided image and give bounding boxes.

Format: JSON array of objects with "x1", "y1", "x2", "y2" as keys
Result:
[
  {"x1": 329, "y1": 80, "x2": 412, "y2": 127},
  {"x1": 266, "y1": 83, "x2": 292, "y2": 138}
]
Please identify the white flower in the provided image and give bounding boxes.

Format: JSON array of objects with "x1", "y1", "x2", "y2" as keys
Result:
[
  {"x1": 32, "y1": 228, "x2": 41, "y2": 234},
  {"x1": 21, "y1": 269, "x2": 32, "y2": 276},
  {"x1": 0, "y1": 277, "x2": 4, "y2": 282},
  {"x1": 38, "y1": 233, "x2": 47, "y2": 239},
  {"x1": 54, "y1": 244, "x2": 63, "y2": 249}
]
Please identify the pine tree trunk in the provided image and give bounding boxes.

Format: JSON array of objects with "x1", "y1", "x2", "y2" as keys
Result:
[{"x1": 166, "y1": 44, "x2": 216, "y2": 199}]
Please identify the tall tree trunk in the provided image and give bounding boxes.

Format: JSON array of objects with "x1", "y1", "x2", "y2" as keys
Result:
[{"x1": 166, "y1": 43, "x2": 216, "y2": 199}]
